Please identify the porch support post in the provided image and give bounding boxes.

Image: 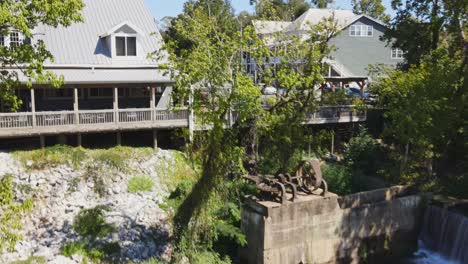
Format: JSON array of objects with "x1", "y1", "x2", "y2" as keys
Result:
[
  {"x1": 330, "y1": 129, "x2": 335, "y2": 156},
  {"x1": 30, "y1": 88, "x2": 36, "y2": 127},
  {"x1": 188, "y1": 85, "x2": 195, "y2": 142},
  {"x1": 116, "y1": 132, "x2": 122, "y2": 146},
  {"x1": 152, "y1": 129, "x2": 158, "y2": 149},
  {"x1": 113, "y1": 87, "x2": 119, "y2": 123},
  {"x1": 77, "y1": 133, "x2": 82, "y2": 147},
  {"x1": 39, "y1": 135, "x2": 45, "y2": 149},
  {"x1": 357, "y1": 80, "x2": 366, "y2": 99},
  {"x1": 73, "y1": 88, "x2": 79, "y2": 125},
  {"x1": 150, "y1": 86, "x2": 156, "y2": 121}
]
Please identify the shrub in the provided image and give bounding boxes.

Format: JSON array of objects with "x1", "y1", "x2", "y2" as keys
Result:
[
  {"x1": 73, "y1": 206, "x2": 115, "y2": 238},
  {"x1": 128, "y1": 176, "x2": 154, "y2": 193},
  {"x1": 157, "y1": 151, "x2": 199, "y2": 191},
  {"x1": 93, "y1": 150, "x2": 127, "y2": 171},
  {"x1": 14, "y1": 145, "x2": 86, "y2": 170},
  {"x1": 0, "y1": 174, "x2": 34, "y2": 252},
  {"x1": 345, "y1": 127, "x2": 379, "y2": 174},
  {"x1": 62, "y1": 241, "x2": 120, "y2": 262},
  {"x1": 10, "y1": 256, "x2": 46, "y2": 264},
  {"x1": 322, "y1": 164, "x2": 352, "y2": 195},
  {"x1": 190, "y1": 251, "x2": 231, "y2": 264}
]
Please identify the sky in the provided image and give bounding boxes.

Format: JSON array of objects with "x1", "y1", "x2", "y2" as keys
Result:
[{"x1": 146, "y1": 0, "x2": 395, "y2": 20}]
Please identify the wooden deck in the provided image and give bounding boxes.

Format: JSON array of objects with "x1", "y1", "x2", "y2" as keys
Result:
[
  {"x1": 0, "y1": 108, "x2": 189, "y2": 138},
  {"x1": 0, "y1": 106, "x2": 366, "y2": 138}
]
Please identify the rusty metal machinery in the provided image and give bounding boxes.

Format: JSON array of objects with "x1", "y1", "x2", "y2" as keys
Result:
[{"x1": 243, "y1": 159, "x2": 328, "y2": 204}]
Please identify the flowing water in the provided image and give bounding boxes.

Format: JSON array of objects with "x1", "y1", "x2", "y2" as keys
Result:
[{"x1": 404, "y1": 206, "x2": 468, "y2": 264}]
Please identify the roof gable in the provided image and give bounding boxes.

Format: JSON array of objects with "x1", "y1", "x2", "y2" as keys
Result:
[
  {"x1": 33, "y1": 0, "x2": 167, "y2": 67},
  {"x1": 100, "y1": 21, "x2": 145, "y2": 38}
]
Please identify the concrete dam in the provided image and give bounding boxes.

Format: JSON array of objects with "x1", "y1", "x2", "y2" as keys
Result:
[{"x1": 240, "y1": 186, "x2": 468, "y2": 264}]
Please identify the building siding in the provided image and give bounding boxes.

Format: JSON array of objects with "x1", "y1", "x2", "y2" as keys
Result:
[{"x1": 329, "y1": 17, "x2": 403, "y2": 77}]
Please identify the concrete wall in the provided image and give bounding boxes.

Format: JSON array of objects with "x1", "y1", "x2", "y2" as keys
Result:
[{"x1": 241, "y1": 186, "x2": 424, "y2": 264}]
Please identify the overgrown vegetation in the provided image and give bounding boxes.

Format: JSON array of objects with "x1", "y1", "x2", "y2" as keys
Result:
[
  {"x1": 156, "y1": 150, "x2": 199, "y2": 191},
  {"x1": 9, "y1": 256, "x2": 47, "y2": 264},
  {"x1": 0, "y1": 174, "x2": 33, "y2": 252},
  {"x1": 62, "y1": 205, "x2": 120, "y2": 262},
  {"x1": 128, "y1": 176, "x2": 154, "y2": 193}
]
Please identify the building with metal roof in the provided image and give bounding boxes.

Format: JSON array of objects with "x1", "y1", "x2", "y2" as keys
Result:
[{"x1": 252, "y1": 8, "x2": 403, "y2": 83}]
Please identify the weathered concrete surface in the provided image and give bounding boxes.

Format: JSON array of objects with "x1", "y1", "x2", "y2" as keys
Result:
[{"x1": 241, "y1": 186, "x2": 423, "y2": 264}]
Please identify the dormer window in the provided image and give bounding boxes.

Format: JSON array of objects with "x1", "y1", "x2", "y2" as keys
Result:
[
  {"x1": 100, "y1": 21, "x2": 144, "y2": 59},
  {"x1": 116, "y1": 36, "x2": 137, "y2": 56}
]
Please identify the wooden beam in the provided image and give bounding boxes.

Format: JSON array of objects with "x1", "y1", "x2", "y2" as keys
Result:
[
  {"x1": 152, "y1": 129, "x2": 158, "y2": 149},
  {"x1": 30, "y1": 88, "x2": 36, "y2": 127},
  {"x1": 74, "y1": 88, "x2": 79, "y2": 125},
  {"x1": 77, "y1": 133, "x2": 82, "y2": 147},
  {"x1": 150, "y1": 86, "x2": 155, "y2": 121},
  {"x1": 40, "y1": 135, "x2": 45, "y2": 149},
  {"x1": 113, "y1": 87, "x2": 119, "y2": 123},
  {"x1": 116, "y1": 132, "x2": 122, "y2": 146}
]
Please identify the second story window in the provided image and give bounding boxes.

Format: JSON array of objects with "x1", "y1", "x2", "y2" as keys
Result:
[
  {"x1": 10, "y1": 31, "x2": 21, "y2": 47},
  {"x1": 116, "y1": 36, "x2": 137, "y2": 56},
  {"x1": 391, "y1": 48, "x2": 404, "y2": 59},
  {"x1": 349, "y1": 25, "x2": 373, "y2": 37},
  {"x1": 0, "y1": 35, "x2": 4, "y2": 46}
]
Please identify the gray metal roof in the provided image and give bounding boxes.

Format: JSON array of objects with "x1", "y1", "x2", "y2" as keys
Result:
[
  {"x1": 253, "y1": 9, "x2": 386, "y2": 34},
  {"x1": 252, "y1": 21, "x2": 292, "y2": 35},
  {"x1": 285, "y1": 9, "x2": 358, "y2": 32},
  {"x1": 33, "y1": 0, "x2": 167, "y2": 67}
]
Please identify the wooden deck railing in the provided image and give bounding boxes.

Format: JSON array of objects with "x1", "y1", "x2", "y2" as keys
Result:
[
  {"x1": 0, "y1": 108, "x2": 189, "y2": 130},
  {"x1": 0, "y1": 106, "x2": 364, "y2": 136}
]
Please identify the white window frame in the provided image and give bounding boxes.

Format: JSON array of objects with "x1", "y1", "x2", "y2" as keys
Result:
[
  {"x1": 9, "y1": 30, "x2": 22, "y2": 47},
  {"x1": 349, "y1": 25, "x2": 373, "y2": 37},
  {"x1": 391, "y1": 48, "x2": 404, "y2": 59},
  {"x1": 114, "y1": 34, "x2": 137, "y2": 57}
]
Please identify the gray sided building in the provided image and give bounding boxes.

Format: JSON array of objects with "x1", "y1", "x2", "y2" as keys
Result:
[{"x1": 252, "y1": 9, "x2": 404, "y2": 87}]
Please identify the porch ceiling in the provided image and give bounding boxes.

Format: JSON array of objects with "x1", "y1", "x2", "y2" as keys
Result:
[{"x1": 14, "y1": 68, "x2": 173, "y2": 85}]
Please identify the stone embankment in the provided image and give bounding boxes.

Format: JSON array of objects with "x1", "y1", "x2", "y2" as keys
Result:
[{"x1": 0, "y1": 148, "x2": 189, "y2": 263}]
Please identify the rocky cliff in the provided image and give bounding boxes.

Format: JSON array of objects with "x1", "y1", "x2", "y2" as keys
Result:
[{"x1": 0, "y1": 147, "x2": 196, "y2": 264}]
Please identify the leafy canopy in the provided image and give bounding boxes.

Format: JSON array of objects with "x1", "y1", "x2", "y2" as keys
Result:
[{"x1": 0, "y1": 0, "x2": 84, "y2": 111}]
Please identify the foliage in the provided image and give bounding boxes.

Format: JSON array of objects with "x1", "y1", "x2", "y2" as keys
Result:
[
  {"x1": 161, "y1": 0, "x2": 338, "y2": 260},
  {"x1": 61, "y1": 241, "x2": 120, "y2": 263},
  {"x1": 128, "y1": 175, "x2": 154, "y2": 193},
  {"x1": 250, "y1": 0, "x2": 311, "y2": 21},
  {"x1": 344, "y1": 126, "x2": 379, "y2": 173},
  {"x1": 351, "y1": 0, "x2": 390, "y2": 22},
  {"x1": 372, "y1": 49, "x2": 467, "y2": 196},
  {"x1": 383, "y1": 0, "x2": 467, "y2": 66},
  {"x1": 14, "y1": 145, "x2": 86, "y2": 170},
  {"x1": 157, "y1": 150, "x2": 199, "y2": 191},
  {"x1": 0, "y1": 174, "x2": 33, "y2": 252},
  {"x1": 0, "y1": 0, "x2": 84, "y2": 110},
  {"x1": 190, "y1": 251, "x2": 231, "y2": 264},
  {"x1": 9, "y1": 256, "x2": 46, "y2": 264},
  {"x1": 322, "y1": 164, "x2": 352, "y2": 195},
  {"x1": 73, "y1": 206, "x2": 115, "y2": 238}
]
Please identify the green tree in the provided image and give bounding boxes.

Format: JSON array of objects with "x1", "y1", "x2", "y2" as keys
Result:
[
  {"x1": 159, "y1": 0, "x2": 338, "y2": 260},
  {"x1": 311, "y1": 0, "x2": 334, "y2": 8},
  {"x1": 383, "y1": 0, "x2": 467, "y2": 66},
  {"x1": 250, "y1": 0, "x2": 311, "y2": 21},
  {"x1": 0, "y1": 0, "x2": 84, "y2": 111},
  {"x1": 374, "y1": 0, "x2": 467, "y2": 197},
  {"x1": 351, "y1": 0, "x2": 391, "y2": 22}
]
